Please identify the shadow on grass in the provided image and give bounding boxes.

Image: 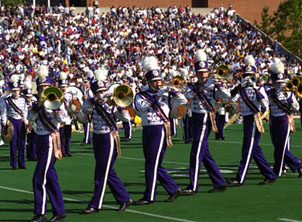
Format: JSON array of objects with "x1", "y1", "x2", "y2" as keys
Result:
[
  {"x1": 120, "y1": 143, "x2": 142, "y2": 147},
  {"x1": 0, "y1": 220, "x2": 28, "y2": 222},
  {"x1": 63, "y1": 190, "x2": 91, "y2": 195},
  {"x1": 0, "y1": 168, "x2": 14, "y2": 170},
  {"x1": 0, "y1": 208, "x2": 32, "y2": 213},
  {"x1": 0, "y1": 156, "x2": 9, "y2": 162},
  {"x1": 0, "y1": 199, "x2": 33, "y2": 205}
]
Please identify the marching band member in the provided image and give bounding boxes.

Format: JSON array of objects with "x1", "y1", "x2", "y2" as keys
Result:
[
  {"x1": 215, "y1": 98, "x2": 226, "y2": 140},
  {"x1": 121, "y1": 77, "x2": 133, "y2": 142},
  {"x1": 28, "y1": 65, "x2": 68, "y2": 222},
  {"x1": 23, "y1": 78, "x2": 38, "y2": 161},
  {"x1": 58, "y1": 72, "x2": 72, "y2": 157},
  {"x1": 81, "y1": 78, "x2": 92, "y2": 145},
  {"x1": 0, "y1": 76, "x2": 5, "y2": 146},
  {"x1": 182, "y1": 50, "x2": 229, "y2": 194},
  {"x1": 181, "y1": 69, "x2": 193, "y2": 143},
  {"x1": 228, "y1": 55, "x2": 276, "y2": 186},
  {"x1": 1, "y1": 74, "x2": 28, "y2": 169},
  {"x1": 267, "y1": 62, "x2": 302, "y2": 177},
  {"x1": 81, "y1": 71, "x2": 133, "y2": 214},
  {"x1": 134, "y1": 56, "x2": 187, "y2": 204}
]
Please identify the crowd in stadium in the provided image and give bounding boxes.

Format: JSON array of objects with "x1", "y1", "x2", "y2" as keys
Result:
[{"x1": 0, "y1": 4, "x2": 301, "y2": 90}]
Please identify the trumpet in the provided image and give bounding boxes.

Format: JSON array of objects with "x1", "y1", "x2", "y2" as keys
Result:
[{"x1": 40, "y1": 87, "x2": 64, "y2": 110}]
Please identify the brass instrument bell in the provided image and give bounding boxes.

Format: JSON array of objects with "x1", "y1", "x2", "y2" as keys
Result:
[
  {"x1": 216, "y1": 64, "x2": 230, "y2": 78},
  {"x1": 283, "y1": 80, "x2": 294, "y2": 92},
  {"x1": 112, "y1": 85, "x2": 134, "y2": 107},
  {"x1": 172, "y1": 76, "x2": 185, "y2": 88},
  {"x1": 41, "y1": 87, "x2": 64, "y2": 110},
  {"x1": 291, "y1": 76, "x2": 301, "y2": 88}
]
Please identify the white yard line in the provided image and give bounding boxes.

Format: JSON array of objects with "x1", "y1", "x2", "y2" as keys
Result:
[
  {"x1": 0, "y1": 185, "x2": 198, "y2": 222},
  {"x1": 278, "y1": 218, "x2": 302, "y2": 222}
]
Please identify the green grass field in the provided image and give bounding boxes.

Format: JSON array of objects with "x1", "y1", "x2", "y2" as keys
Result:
[{"x1": 0, "y1": 121, "x2": 302, "y2": 222}]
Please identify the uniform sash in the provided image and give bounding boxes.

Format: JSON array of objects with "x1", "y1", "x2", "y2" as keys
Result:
[
  {"x1": 6, "y1": 96, "x2": 29, "y2": 135},
  {"x1": 38, "y1": 108, "x2": 62, "y2": 159},
  {"x1": 271, "y1": 90, "x2": 295, "y2": 132},
  {"x1": 6, "y1": 97, "x2": 24, "y2": 117},
  {"x1": 239, "y1": 88, "x2": 265, "y2": 133},
  {"x1": 188, "y1": 83, "x2": 218, "y2": 133},
  {"x1": 140, "y1": 92, "x2": 173, "y2": 147},
  {"x1": 93, "y1": 101, "x2": 122, "y2": 156}
]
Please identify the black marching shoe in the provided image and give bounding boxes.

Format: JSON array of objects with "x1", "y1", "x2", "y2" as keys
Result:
[
  {"x1": 135, "y1": 199, "x2": 153, "y2": 205},
  {"x1": 226, "y1": 178, "x2": 241, "y2": 186},
  {"x1": 297, "y1": 162, "x2": 302, "y2": 177},
  {"x1": 181, "y1": 187, "x2": 197, "y2": 196},
  {"x1": 81, "y1": 207, "x2": 99, "y2": 214},
  {"x1": 297, "y1": 168, "x2": 302, "y2": 177},
  {"x1": 29, "y1": 214, "x2": 47, "y2": 222},
  {"x1": 165, "y1": 189, "x2": 182, "y2": 202},
  {"x1": 121, "y1": 137, "x2": 132, "y2": 142},
  {"x1": 49, "y1": 214, "x2": 66, "y2": 222},
  {"x1": 208, "y1": 186, "x2": 227, "y2": 193},
  {"x1": 118, "y1": 199, "x2": 133, "y2": 211},
  {"x1": 258, "y1": 178, "x2": 276, "y2": 185}
]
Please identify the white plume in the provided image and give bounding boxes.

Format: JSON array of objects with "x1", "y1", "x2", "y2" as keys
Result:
[
  {"x1": 94, "y1": 68, "x2": 108, "y2": 81},
  {"x1": 19, "y1": 74, "x2": 25, "y2": 81},
  {"x1": 270, "y1": 62, "x2": 284, "y2": 74},
  {"x1": 195, "y1": 49, "x2": 207, "y2": 62},
  {"x1": 24, "y1": 79, "x2": 32, "y2": 89},
  {"x1": 60, "y1": 72, "x2": 68, "y2": 80},
  {"x1": 179, "y1": 68, "x2": 188, "y2": 77},
  {"x1": 170, "y1": 70, "x2": 179, "y2": 77},
  {"x1": 244, "y1": 55, "x2": 256, "y2": 66},
  {"x1": 273, "y1": 57, "x2": 281, "y2": 64},
  {"x1": 10, "y1": 74, "x2": 19, "y2": 83},
  {"x1": 143, "y1": 56, "x2": 160, "y2": 71},
  {"x1": 37, "y1": 65, "x2": 49, "y2": 79}
]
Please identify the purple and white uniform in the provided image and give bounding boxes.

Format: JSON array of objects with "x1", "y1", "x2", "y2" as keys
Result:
[
  {"x1": 81, "y1": 99, "x2": 131, "y2": 209},
  {"x1": 28, "y1": 103, "x2": 68, "y2": 216},
  {"x1": 232, "y1": 86, "x2": 276, "y2": 184},
  {"x1": 184, "y1": 83, "x2": 229, "y2": 191},
  {"x1": 1, "y1": 95, "x2": 28, "y2": 168},
  {"x1": 267, "y1": 87, "x2": 300, "y2": 176},
  {"x1": 135, "y1": 87, "x2": 187, "y2": 201}
]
